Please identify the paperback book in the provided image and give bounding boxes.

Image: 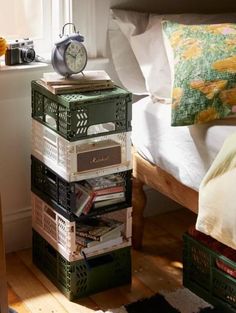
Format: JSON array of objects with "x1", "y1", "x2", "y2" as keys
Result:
[
  {"x1": 73, "y1": 174, "x2": 126, "y2": 216},
  {"x1": 76, "y1": 216, "x2": 124, "y2": 241},
  {"x1": 72, "y1": 184, "x2": 95, "y2": 217},
  {"x1": 93, "y1": 197, "x2": 126, "y2": 209},
  {"x1": 38, "y1": 70, "x2": 115, "y2": 94},
  {"x1": 85, "y1": 173, "x2": 125, "y2": 191},
  {"x1": 77, "y1": 236, "x2": 123, "y2": 255}
]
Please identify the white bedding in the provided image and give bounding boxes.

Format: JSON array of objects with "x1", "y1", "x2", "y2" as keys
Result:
[{"x1": 132, "y1": 96, "x2": 236, "y2": 191}]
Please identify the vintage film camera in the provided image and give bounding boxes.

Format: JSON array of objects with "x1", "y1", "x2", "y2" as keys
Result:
[{"x1": 5, "y1": 39, "x2": 35, "y2": 65}]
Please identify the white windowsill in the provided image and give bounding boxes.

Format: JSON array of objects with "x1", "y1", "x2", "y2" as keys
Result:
[
  {"x1": 0, "y1": 61, "x2": 49, "y2": 71},
  {"x1": 0, "y1": 57, "x2": 109, "y2": 73}
]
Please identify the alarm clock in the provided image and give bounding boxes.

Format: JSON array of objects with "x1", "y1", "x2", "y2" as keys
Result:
[{"x1": 51, "y1": 23, "x2": 88, "y2": 77}]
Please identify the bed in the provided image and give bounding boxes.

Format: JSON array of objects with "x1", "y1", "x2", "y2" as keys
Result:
[{"x1": 109, "y1": 0, "x2": 236, "y2": 249}]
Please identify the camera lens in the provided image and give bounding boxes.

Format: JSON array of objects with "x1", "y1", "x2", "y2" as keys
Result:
[{"x1": 21, "y1": 48, "x2": 35, "y2": 63}]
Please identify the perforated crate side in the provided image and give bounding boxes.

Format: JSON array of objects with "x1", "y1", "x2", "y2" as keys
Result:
[
  {"x1": 183, "y1": 233, "x2": 236, "y2": 313},
  {"x1": 32, "y1": 193, "x2": 77, "y2": 261},
  {"x1": 31, "y1": 80, "x2": 132, "y2": 142},
  {"x1": 32, "y1": 230, "x2": 131, "y2": 300},
  {"x1": 32, "y1": 192, "x2": 132, "y2": 262},
  {"x1": 183, "y1": 234, "x2": 211, "y2": 291},
  {"x1": 31, "y1": 155, "x2": 132, "y2": 220},
  {"x1": 32, "y1": 119, "x2": 132, "y2": 182}
]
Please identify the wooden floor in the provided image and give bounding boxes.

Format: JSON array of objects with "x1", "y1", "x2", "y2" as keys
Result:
[{"x1": 6, "y1": 208, "x2": 196, "y2": 313}]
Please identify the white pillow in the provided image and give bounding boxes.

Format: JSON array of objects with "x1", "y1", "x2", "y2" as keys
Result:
[
  {"x1": 112, "y1": 10, "x2": 236, "y2": 100},
  {"x1": 109, "y1": 9, "x2": 149, "y2": 95}
]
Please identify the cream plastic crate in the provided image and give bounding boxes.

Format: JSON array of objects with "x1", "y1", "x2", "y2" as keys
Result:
[
  {"x1": 32, "y1": 119, "x2": 132, "y2": 182},
  {"x1": 32, "y1": 192, "x2": 132, "y2": 262}
]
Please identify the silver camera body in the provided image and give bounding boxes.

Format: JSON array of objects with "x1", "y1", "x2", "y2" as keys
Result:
[{"x1": 5, "y1": 39, "x2": 36, "y2": 65}]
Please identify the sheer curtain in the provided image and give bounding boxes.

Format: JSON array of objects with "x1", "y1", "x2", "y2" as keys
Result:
[
  {"x1": 0, "y1": 0, "x2": 43, "y2": 39},
  {"x1": 72, "y1": 0, "x2": 110, "y2": 58},
  {"x1": 0, "y1": 0, "x2": 110, "y2": 57}
]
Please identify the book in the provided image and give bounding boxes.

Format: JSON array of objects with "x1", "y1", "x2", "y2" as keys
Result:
[
  {"x1": 94, "y1": 191, "x2": 125, "y2": 202},
  {"x1": 76, "y1": 235, "x2": 99, "y2": 248},
  {"x1": 43, "y1": 70, "x2": 112, "y2": 85},
  {"x1": 85, "y1": 174, "x2": 125, "y2": 191},
  {"x1": 92, "y1": 185, "x2": 124, "y2": 196},
  {"x1": 76, "y1": 217, "x2": 124, "y2": 241},
  {"x1": 72, "y1": 184, "x2": 95, "y2": 217},
  {"x1": 93, "y1": 197, "x2": 126, "y2": 209},
  {"x1": 37, "y1": 79, "x2": 114, "y2": 95},
  {"x1": 38, "y1": 70, "x2": 115, "y2": 94},
  {"x1": 77, "y1": 236, "x2": 123, "y2": 255}
]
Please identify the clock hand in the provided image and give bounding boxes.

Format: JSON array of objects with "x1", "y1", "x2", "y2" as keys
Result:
[{"x1": 67, "y1": 52, "x2": 76, "y2": 58}]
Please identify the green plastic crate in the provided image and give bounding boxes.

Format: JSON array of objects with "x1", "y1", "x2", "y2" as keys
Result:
[
  {"x1": 32, "y1": 230, "x2": 132, "y2": 300},
  {"x1": 183, "y1": 233, "x2": 236, "y2": 313},
  {"x1": 31, "y1": 80, "x2": 132, "y2": 142}
]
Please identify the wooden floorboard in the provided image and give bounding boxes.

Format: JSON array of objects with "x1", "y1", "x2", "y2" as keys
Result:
[
  {"x1": 8, "y1": 286, "x2": 31, "y2": 313},
  {"x1": 6, "y1": 208, "x2": 196, "y2": 312}
]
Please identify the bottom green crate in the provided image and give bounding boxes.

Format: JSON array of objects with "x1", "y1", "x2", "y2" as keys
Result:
[
  {"x1": 183, "y1": 233, "x2": 236, "y2": 313},
  {"x1": 32, "y1": 230, "x2": 132, "y2": 300}
]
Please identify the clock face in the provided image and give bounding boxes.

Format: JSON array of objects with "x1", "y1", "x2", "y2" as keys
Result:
[{"x1": 65, "y1": 41, "x2": 87, "y2": 73}]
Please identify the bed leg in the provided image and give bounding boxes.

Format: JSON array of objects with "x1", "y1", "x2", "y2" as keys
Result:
[{"x1": 132, "y1": 177, "x2": 146, "y2": 250}]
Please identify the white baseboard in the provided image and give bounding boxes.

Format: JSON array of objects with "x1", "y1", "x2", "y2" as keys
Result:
[{"x1": 3, "y1": 206, "x2": 32, "y2": 253}]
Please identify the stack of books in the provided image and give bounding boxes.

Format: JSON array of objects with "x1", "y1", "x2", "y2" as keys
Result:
[
  {"x1": 73, "y1": 173, "x2": 126, "y2": 217},
  {"x1": 76, "y1": 216, "x2": 124, "y2": 254},
  {"x1": 37, "y1": 70, "x2": 114, "y2": 94}
]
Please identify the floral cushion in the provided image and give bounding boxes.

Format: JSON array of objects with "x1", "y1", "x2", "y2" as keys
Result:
[{"x1": 162, "y1": 21, "x2": 236, "y2": 126}]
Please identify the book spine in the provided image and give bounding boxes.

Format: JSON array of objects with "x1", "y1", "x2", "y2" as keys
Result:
[
  {"x1": 76, "y1": 236, "x2": 88, "y2": 247},
  {"x1": 93, "y1": 186, "x2": 124, "y2": 196},
  {"x1": 81, "y1": 236, "x2": 123, "y2": 255},
  {"x1": 76, "y1": 231, "x2": 99, "y2": 241},
  {"x1": 93, "y1": 197, "x2": 125, "y2": 209},
  {"x1": 82, "y1": 192, "x2": 96, "y2": 215},
  {"x1": 85, "y1": 180, "x2": 124, "y2": 191},
  {"x1": 95, "y1": 192, "x2": 125, "y2": 202}
]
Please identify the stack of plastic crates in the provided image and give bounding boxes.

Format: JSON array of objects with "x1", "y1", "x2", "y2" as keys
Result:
[{"x1": 31, "y1": 80, "x2": 133, "y2": 300}]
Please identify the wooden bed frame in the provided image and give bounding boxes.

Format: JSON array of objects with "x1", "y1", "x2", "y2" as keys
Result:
[
  {"x1": 110, "y1": 0, "x2": 235, "y2": 249},
  {"x1": 132, "y1": 149, "x2": 198, "y2": 249}
]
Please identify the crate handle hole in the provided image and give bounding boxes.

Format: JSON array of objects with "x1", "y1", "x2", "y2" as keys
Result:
[
  {"x1": 45, "y1": 206, "x2": 56, "y2": 220},
  {"x1": 87, "y1": 122, "x2": 115, "y2": 136},
  {"x1": 45, "y1": 114, "x2": 57, "y2": 130}
]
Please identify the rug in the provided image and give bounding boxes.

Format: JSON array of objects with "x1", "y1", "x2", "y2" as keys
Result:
[{"x1": 96, "y1": 288, "x2": 221, "y2": 313}]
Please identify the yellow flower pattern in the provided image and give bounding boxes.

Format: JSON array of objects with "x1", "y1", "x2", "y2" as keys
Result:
[
  {"x1": 182, "y1": 42, "x2": 202, "y2": 60},
  {"x1": 190, "y1": 80, "x2": 228, "y2": 99},
  {"x1": 220, "y1": 88, "x2": 236, "y2": 106},
  {"x1": 162, "y1": 20, "x2": 236, "y2": 126},
  {"x1": 212, "y1": 56, "x2": 236, "y2": 73},
  {"x1": 170, "y1": 30, "x2": 183, "y2": 48},
  {"x1": 172, "y1": 87, "x2": 183, "y2": 108},
  {"x1": 195, "y1": 107, "x2": 219, "y2": 124}
]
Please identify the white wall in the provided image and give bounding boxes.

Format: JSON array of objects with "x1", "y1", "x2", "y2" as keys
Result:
[
  {"x1": 1, "y1": 61, "x2": 111, "y2": 253},
  {"x1": 0, "y1": 66, "x2": 50, "y2": 252}
]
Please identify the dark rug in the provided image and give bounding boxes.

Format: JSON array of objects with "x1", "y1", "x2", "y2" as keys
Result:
[
  {"x1": 97, "y1": 288, "x2": 222, "y2": 313},
  {"x1": 124, "y1": 294, "x2": 221, "y2": 313}
]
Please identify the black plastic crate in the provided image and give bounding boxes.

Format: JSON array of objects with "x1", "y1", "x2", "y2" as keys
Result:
[
  {"x1": 32, "y1": 229, "x2": 131, "y2": 300},
  {"x1": 183, "y1": 233, "x2": 236, "y2": 313},
  {"x1": 31, "y1": 155, "x2": 132, "y2": 221},
  {"x1": 31, "y1": 80, "x2": 132, "y2": 142}
]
